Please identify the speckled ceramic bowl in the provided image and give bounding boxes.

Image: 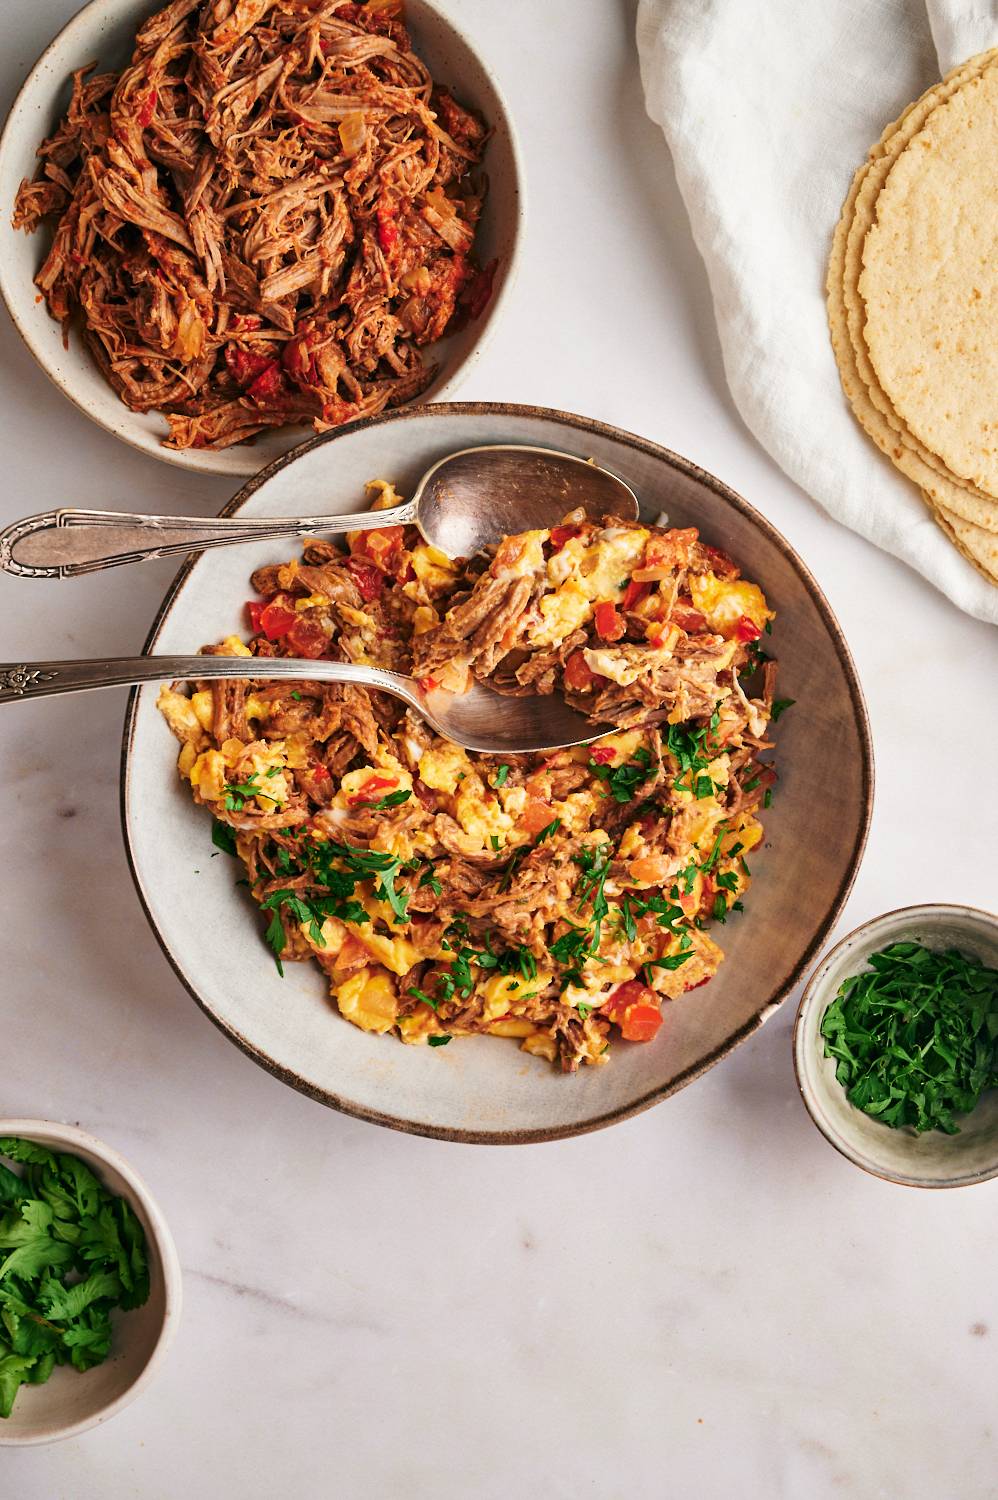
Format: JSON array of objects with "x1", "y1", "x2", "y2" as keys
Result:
[
  {"x1": 122, "y1": 401, "x2": 873, "y2": 1143},
  {"x1": 0, "y1": 0, "x2": 523, "y2": 476},
  {"x1": 0, "y1": 1119, "x2": 181, "y2": 1446},
  {"x1": 795, "y1": 905, "x2": 998, "y2": 1189}
]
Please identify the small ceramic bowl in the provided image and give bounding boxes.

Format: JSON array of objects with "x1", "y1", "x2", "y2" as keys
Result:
[
  {"x1": 794, "y1": 905, "x2": 998, "y2": 1189},
  {"x1": 0, "y1": 0, "x2": 523, "y2": 476},
  {"x1": 0, "y1": 1119, "x2": 181, "y2": 1445}
]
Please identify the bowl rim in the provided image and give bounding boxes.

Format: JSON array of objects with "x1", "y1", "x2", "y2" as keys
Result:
[
  {"x1": 0, "y1": 1117, "x2": 182, "y2": 1446},
  {"x1": 792, "y1": 901, "x2": 998, "y2": 1190},
  {"x1": 119, "y1": 398, "x2": 875, "y2": 1144},
  {"x1": 0, "y1": 0, "x2": 526, "y2": 477}
]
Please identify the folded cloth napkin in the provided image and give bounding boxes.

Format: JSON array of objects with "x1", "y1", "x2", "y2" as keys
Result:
[{"x1": 636, "y1": 0, "x2": 998, "y2": 625}]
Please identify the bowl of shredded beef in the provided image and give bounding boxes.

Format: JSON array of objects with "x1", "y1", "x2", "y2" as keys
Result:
[{"x1": 0, "y1": 0, "x2": 522, "y2": 473}]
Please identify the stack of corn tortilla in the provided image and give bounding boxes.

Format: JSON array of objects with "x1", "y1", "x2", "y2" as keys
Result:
[{"x1": 827, "y1": 49, "x2": 998, "y2": 585}]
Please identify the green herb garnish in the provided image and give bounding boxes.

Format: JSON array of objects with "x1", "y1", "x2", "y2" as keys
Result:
[
  {"x1": 366, "y1": 789, "x2": 412, "y2": 811},
  {"x1": 770, "y1": 698, "x2": 795, "y2": 721},
  {"x1": 535, "y1": 818, "x2": 562, "y2": 845},
  {"x1": 820, "y1": 942, "x2": 998, "y2": 1134},
  {"x1": 211, "y1": 820, "x2": 237, "y2": 857},
  {"x1": 493, "y1": 765, "x2": 509, "y2": 788},
  {"x1": 428, "y1": 1035, "x2": 452, "y2": 1047},
  {"x1": 0, "y1": 1138, "x2": 149, "y2": 1419},
  {"x1": 588, "y1": 747, "x2": 655, "y2": 804}
]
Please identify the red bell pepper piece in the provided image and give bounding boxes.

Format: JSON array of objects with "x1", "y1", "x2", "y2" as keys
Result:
[
  {"x1": 346, "y1": 558, "x2": 385, "y2": 601},
  {"x1": 621, "y1": 579, "x2": 651, "y2": 612},
  {"x1": 258, "y1": 602, "x2": 296, "y2": 640},
  {"x1": 564, "y1": 651, "x2": 599, "y2": 693},
  {"x1": 549, "y1": 524, "x2": 582, "y2": 552},
  {"x1": 589, "y1": 746, "x2": 615, "y2": 765},
  {"x1": 287, "y1": 618, "x2": 327, "y2": 658},
  {"x1": 734, "y1": 615, "x2": 762, "y2": 643},
  {"x1": 594, "y1": 602, "x2": 626, "y2": 641}
]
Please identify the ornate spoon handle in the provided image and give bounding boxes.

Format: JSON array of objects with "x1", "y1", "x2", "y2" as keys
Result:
[
  {"x1": 0, "y1": 501, "x2": 417, "y2": 578},
  {"x1": 0, "y1": 655, "x2": 423, "y2": 710}
]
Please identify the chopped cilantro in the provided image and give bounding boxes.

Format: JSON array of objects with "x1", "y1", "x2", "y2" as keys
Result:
[
  {"x1": 535, "y1": 818, "x2": 562, "y2": 844},
  {"x1": 588, "y1": 746, "x2": 655, "y2": 804},
  {"x1": 770, "y1": 698, "x2": 795, "y2": 721},
  {"x1": 493, "y1": 765, "x2": 509, "y2": 788},
  {"x1": 211, "y1": 820, "x2": 237, "y2": 857},
  {"x1": 428, "y1": 1035, "x2": 452, "y2": 1047},
  {"x1": 366, "y1": 789, "x2": 412, "y2": 811}
]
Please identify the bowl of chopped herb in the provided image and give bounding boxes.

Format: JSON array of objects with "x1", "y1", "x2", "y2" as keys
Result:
[
  {"x1": 0, "y1": 1120, "x2": 181, "y2": 1445},
  {"x1": 794, "y1": 906, "x2": 998, "y2": 1188}
]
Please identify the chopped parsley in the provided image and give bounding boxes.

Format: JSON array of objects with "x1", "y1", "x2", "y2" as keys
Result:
[
  {"x1": 0, "y1": 1137, "x2": 150, "y2": 1418},
  {"x1": 223, "y1": 772, "x2": 283, "y2": 811},
  {"x1": 211, "y1": 820, "x2": 237, "y2": 856},
  {"x1": 428, "y1": 1034, "x2": 452, "y2": 1047},
  {"x1": 820, "y1": 943, "x2": 998, "y2": 1134},
  {"x1": 366, "y1": 789, "x2": 412, "y2": 811},
  {"x1": 407, "y1": 987, "x2": 439, "y2": 1010},
  {"x1": 588, "y1": 746, "x2": 655, "y2": 804},
  {"x1": 770, "y1": 698, "x2": 795, "y2": 722},
  {"x1": 535, "y1": 818, "x2": 562, "y2": 844},
  {"x1": 493, "y1": 764, "x2": 509, "y2": 788}
]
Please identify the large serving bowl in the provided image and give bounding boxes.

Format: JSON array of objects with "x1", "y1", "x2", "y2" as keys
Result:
[
  {"x1": 122, "y1": 402, "x2": 873, "y2": 1142},
  {"x1": 0, "y1": 0, "x2": 523, "y2": 477}
]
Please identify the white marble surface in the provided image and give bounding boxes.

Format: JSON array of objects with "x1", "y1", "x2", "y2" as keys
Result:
[{"x1": 2, "y1": 2, "x2": 997, "y2": 1495}]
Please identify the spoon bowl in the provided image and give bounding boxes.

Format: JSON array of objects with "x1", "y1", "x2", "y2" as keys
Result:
[{"x1": 0, "y1": 445, "x2": 639, "y2": 578}]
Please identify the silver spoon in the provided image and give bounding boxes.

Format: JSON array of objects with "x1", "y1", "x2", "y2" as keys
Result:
[
  {"x1": 0, "y1": 656, "x2": 596, "y2": 756},
  {"x1": 0, "y1": 444, "x2": 639, "y2": 578}
]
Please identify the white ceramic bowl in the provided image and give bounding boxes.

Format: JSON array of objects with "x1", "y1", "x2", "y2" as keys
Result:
[
  {"x1": 794, "y1": 905, "x2": 998, "y2": 1189},
  {"x1": 0, "y1": 1119, "x2": 181, "y2": 1445},
  {"x1": 0, "y1": 0, "x2": 523, "y2": 477},
  {"x1": 122, "y1": 401, "x2": 873, "y2": 1143}
]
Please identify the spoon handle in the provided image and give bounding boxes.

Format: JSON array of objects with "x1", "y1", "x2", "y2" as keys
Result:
[
  {"x1": 0, "y1": 500, "x2": 418, "y2": 578},
  {"x1": 0, "y1": 654, "x2": 422, "y2": 708}
]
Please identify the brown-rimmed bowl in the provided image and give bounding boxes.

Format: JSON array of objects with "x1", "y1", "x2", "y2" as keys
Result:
[
  {"x1": 0, "y1": 0, "x2": 523, "y2": 477},
  {"x1": 794, "y1": 904, "x2": 998, "y2": 1188},
  {"x1": 121, "y1": 402, "x2": 874, "y2": 1143}
]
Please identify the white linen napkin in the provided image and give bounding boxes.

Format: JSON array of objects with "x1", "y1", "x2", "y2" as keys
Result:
[{"x1": 636, "y1": 0, "x2": 998, "y2": 625}]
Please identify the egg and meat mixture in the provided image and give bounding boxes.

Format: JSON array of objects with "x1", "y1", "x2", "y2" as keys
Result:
[{"x1": 159, "y1": 482, "x2": 784, "y2": 1072}]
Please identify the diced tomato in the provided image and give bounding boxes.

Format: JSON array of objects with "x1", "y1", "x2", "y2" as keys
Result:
[
  {"x1": 685, "y1": 976, "x2": 711, "y2": 992},
  {"x1": 465, "y1": 257, "x2": 497, "y2": 319},
  {"x1": 347, "y1": 773, "x2": 399, "y2": 807},
  {"x1": 225, "y1": 346, "x2": 275, "y2": 389},
  {"x1": 621, "y1": 579, "x2": 651, "y2": 611},
  {"x1": 246, "y1": 361, "x2": 289, "y2": 406},
  {"x1": 734, "y1": 614, "x2": 762, "y2": 643},
  {"x1": 287, "y1": 617, "x2": 328, "y2": 658},
  {"x1": 257, "y1": 602, "x2": 297, "y2": 640},
  {"x1": 376, "y1": 207, "x2": 398, "y2": 254},
  {"x1": 594, "y1": 602, "x2": 626, "y2": 641},
  {"x1": 520, "y1": 798, "x2": 555, "y2": 837},
  {"x1": 604, "y1": 979, "x2": 655, "y2": 1019},
  {"x1": 671, "y1": 600, "x2": 707, "y2": 633},
  {"x1": 418, "y1": 675, "x2": 439, "y2": 692},
  {"x1": 246, "y1": 600, "x2": 265, "y2": 632},
  {"x1": 281, "y1": 332, "x2": 316, "y2": 385},
  {"x1": 564, "y1": 650, "x2": 598, "y2": 694},
  {"x1": 700, "y1": 544, "x2": 739, "y2": 579},
  {"x1": 351, "y1": 525, "x2": 405, "y2": 571},
  {"x1": 549, "y1": 524, "x2": 583, "y2": 552},
  {"x1": 230, "y1": 314, "x2": 262, "y2": 334},
  {"x1": 589, "y1": 746, "x2": 615, "y2": 765},
  {"x1": 619, "y1": 1003, "x2": 663, "y2": 1043},
  {"x1": 138, "y1": 89, "x2": 157, "y2": 129},
  {"x1": 346, "y1": 557, "x2": 385, "y2": 601},
  {"x1": 310, "y1": 762, "x2": 330, "y2": 780}
]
